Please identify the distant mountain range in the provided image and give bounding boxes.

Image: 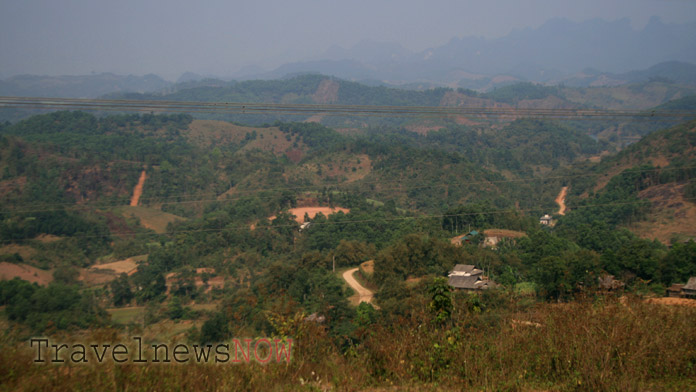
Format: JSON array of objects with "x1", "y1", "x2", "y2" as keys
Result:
[
  {"x1": 1, "y1": 17, "x2": 696, "y2": 98},
  {"x1": 237, "y1": 17, "x2": 696, "y2": 89},
  {"x1": 0, "y1": 73, "x2": 171, "y2": 98}
]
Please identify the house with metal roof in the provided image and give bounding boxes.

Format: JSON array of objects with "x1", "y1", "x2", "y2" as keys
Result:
[
  {"x1": 447, "y1": 264, "x2": 496, "y2": 291},
  {"x1": 539, "y1": 214, "x2": 553, "y2": 225}
]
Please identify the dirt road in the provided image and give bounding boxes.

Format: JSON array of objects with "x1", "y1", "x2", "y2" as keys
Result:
[
  {"x1": 342, "y1": 267, "x2": 375, "y2": 305},
  {"x1": 556, "y1": 186, "x2": 568, "y2": 215},
  {"x1": 130, "y1": 170, "x2": 147, "y2": 206}
]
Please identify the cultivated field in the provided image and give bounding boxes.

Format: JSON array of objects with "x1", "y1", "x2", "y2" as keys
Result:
[
  {"x1": 119, "y1": 206, "x2": 186, "y2": 234},
  {"x1": 0, "y1": 262, "x2": 52, "y2": 285}
]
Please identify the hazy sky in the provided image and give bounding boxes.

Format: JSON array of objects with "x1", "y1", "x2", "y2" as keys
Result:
[{"x1": 1, "y1": 0, "x2": 695, "y2": 80}]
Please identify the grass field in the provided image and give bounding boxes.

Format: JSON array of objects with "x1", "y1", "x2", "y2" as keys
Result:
[{"x1": 118, "y1": 206, "x2": 186, "y2": 234}]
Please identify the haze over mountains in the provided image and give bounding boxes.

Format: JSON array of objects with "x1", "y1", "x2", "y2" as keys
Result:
[
  {"x1": 2, "y1": 17, "x2": 696, "y2": 98},
  {"x1": 254, "y1": 17, "x2": 696, "y2": 88}
]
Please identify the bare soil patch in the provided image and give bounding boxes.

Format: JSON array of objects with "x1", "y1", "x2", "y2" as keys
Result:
[
  {"x1": 185, "y1": 120, "x2": 250, "y2": 146},
  {"x1": 90, "y1": 257, "x2": 141, "y2": 275},
  {"x1": 629, "y1": 182, "x2": 696, "y2": 244},
  {"x1": 483, "y1": 229, "x2": 527, "y2": 238},
  {"x1": 0, "y1": 176, "x2": 26, "y2": 198},
  {"x1": 129, "y1": 170, "x2": 147, "y2": 206},
  {"x1": 35, "y1": 234, "x2": 62, "y2": 243},
  {"x1": 0, "y1": 262, "x2": 52, "y2": 285},
  {"x1": 312, "y1": 79, "x2": 339, "y2": 104},
  {"x1": 555, "y1": 186, "x2": 568, "y2": 215},
  {"x1": 0, "y1": 244, "x2": 37, "y2": 261}
]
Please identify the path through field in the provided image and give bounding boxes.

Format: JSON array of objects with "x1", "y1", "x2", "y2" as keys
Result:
[
  {"x1": 342, "y1": 267, "x2": 375, "y2": 305},
  {"x1": 556, "y1": 186, "x2": 568, "y2": 215},
  {"x1": 130, "y1": 170, "x2": 147, "y2": 206}
]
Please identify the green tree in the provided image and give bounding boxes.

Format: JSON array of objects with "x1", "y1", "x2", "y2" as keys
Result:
[
  {"x1": 110, "y1": 273, "x2": 133, "y2": 306},
  {"x1": 428, "y1": 277, "x2": 453, "y2": 324}
]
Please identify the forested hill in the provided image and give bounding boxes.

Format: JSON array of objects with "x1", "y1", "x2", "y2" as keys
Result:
[
  {"x1": 110, "y1": 73, "x2": 696, "y2": 109},
  {"x1": 112, "y1": 74, "x2": 457, "y2": 107},
  {"x1": 0, "y1": 111, "x2": 591, "y2": 216},
  {"x1": 558, "y1": 119, "x2": 696, "y2": 244}
]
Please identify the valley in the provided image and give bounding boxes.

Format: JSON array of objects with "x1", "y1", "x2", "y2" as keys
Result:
[{"x1": 0, "y1": 76, "x2": 695, "y2": 391}]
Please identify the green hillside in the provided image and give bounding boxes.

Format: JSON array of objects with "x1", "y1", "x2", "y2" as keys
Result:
[{"x1": 1, "y1": 108, "x2": 695, "y2": 391}]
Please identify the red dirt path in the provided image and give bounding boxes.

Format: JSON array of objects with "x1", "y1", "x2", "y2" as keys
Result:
[
  {"x1": 129, "y1": 170, "x2": 147, "y2": 206},
  {"x1": 555, "y1": 186, "x2": 568, "y2": 215}
]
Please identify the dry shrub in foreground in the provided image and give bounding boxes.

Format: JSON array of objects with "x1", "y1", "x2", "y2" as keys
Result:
[{"x1": 1, "y1": 297, "x2": 695, "y2": 391}]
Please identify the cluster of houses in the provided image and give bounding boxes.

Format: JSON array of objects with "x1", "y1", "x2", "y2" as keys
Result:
[
  {"x1": 666, "y1": 277, "x2": 696, "y2": 299},
  {"x1": 446, "y1": 264, "x2": 696, "y2": 300}
]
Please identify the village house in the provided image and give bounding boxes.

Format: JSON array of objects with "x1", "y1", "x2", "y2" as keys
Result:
[
  {"x1": 682, "y1": 277, "x2": 696, "y2": 298},
  {"x1": 666, "y1": 283, "x2": 685, "y2": 298},
  {"x1": 539, "y1": 214, "x2": 553, "y2": 225},
  {"x1": 447, "y1": 264, "x2": 497, "y2": 291}
]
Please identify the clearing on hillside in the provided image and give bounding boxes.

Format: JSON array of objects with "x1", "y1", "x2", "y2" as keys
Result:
[
  {"x1": 185, "y1": 120, "x2": 305, "y2": 160},
  {"x1": 0, "y1": 262, "x2": 53, "y2": 285},
  {"x1": 270, "y1": 207, "x2": 350, "y2": 224},
  {"x1": 288, "y1": 153, "x2": 372, "y2": 184},
  {"x1": 119, "y1": 206, "x2": 186, "y2": 234},
  {"x1": 90, "y1": 256, "x2": 145, "y2": 275},
  {"x1": 629, "y1": 182, "x2": 696, "y2": 244}
]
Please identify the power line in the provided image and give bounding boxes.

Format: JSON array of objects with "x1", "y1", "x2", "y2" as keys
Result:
[{"x1": 2, "y1": 96, "x2": 696, "y2": 119}]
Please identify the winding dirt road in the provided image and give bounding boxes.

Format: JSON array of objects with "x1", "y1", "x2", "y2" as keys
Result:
[
  {"x1": 342, "y1": 268, "x2": 375, "y2": 305},
  {"x1": 555, "y1": 186, "x2": 568, "y2": 215},
  {"x1": 130, "y1": 170, "x2": 147, "y2": 206}
]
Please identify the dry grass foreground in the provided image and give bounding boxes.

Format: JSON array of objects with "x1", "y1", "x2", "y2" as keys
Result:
[{"x1": 1, "y1": 297, "x2": 694, "y2": 390}]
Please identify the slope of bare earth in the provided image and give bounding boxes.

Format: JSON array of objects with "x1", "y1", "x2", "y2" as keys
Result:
[
  {"x1": 184, "y1": 120, "x2": 306, "y2": 157},
  {"x1": 0, "y1": 244, "x2": 37, "y2": 261},
  {"x1": 184, "y1": 120, "x2": 252, "y2": 147},
  {"x1": 555, "y1": 186, "x2": 568, "y2": 215},
  {"x1": 129, "y1": 170, "x2": 147, "y2": 206},
  {"x1": 627, "y1": 183, "x2": 696, "y2": 244},
  {"x1": 0, "y1": 262, "x2": 53, "y2": 285},
  {"x1": 312, "y1": 79, "x2": 339, "y2": 104},
  {"x1": 591, "y1": 121, "x2": 696, "y2": 193},
  {"x1": 0, "y1": 176, "x2": 26, "y2": 198},
  {"x1": 283, "y1": 153, "x2": 372, "y2": 184},
  {"x1": 561, "y1": 82, "x2": 696, "y2": 110}
]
